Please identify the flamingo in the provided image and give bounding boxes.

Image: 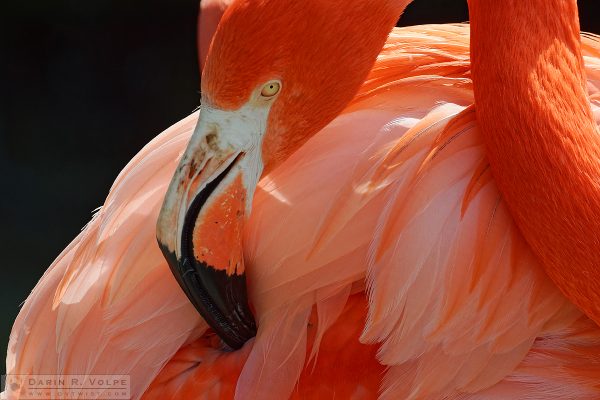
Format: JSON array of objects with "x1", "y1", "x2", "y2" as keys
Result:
[{"x1": 5, "y1": 0, "x2": 600, "y2": 399}]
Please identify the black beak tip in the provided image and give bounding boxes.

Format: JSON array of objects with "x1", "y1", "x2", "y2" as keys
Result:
[{"x1": 157, "y1": 240, "x2": 257, "y2": 350}]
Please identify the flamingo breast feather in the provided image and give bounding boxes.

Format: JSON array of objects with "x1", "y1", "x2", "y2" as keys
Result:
[{"x1": 6, "y1": 25, "x2": 600, "y2": 400}]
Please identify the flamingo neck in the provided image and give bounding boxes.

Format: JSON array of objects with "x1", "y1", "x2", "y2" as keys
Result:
[{"x1": 469, "y1": 0, "x2": 600, "y2": 323}]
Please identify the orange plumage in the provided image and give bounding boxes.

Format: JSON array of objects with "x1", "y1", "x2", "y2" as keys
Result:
[
  {"x1": 470, "y1": 0, "x2": 600, "y2": 328},
  {"x1": 5, "y1": 1, "x2": 600, "y2": 399}
]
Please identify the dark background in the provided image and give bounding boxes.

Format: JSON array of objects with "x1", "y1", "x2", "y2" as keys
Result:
[{"x1": 0, "y1": 0, "x2": 598, "y2": 375}]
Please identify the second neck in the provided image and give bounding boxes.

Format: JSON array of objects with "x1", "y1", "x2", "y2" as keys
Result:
[{"x1": 469, "y1": 0, "x2": 600, "y2": 323}]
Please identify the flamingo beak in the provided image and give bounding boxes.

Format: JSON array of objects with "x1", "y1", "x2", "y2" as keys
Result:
[{"x1": 157, "y1": 107, "x2": 262, "y2": 349}]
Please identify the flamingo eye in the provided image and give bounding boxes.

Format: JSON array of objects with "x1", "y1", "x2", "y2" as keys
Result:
[{"x1": 260, "y1": 81, "x2": 281, "y2": 98}]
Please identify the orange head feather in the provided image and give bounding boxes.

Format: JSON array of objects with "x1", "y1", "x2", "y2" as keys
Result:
[{"x1": 202, "y1": 0, "x2": 409, "y2": 172}]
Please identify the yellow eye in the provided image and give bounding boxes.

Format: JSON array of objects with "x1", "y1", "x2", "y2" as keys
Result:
[{"x1": 260, "y1": 81, "x2": 281, "y2": 98}]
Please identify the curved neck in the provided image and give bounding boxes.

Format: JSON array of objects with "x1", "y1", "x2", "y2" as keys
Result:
[{"x1": 469, "y1": 0, "x2": 600, "y2": 323}]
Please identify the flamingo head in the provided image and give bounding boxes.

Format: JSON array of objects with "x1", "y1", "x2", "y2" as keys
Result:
[{"x1": 157, "y1": 0, "x2": 407, "y2": 349}]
